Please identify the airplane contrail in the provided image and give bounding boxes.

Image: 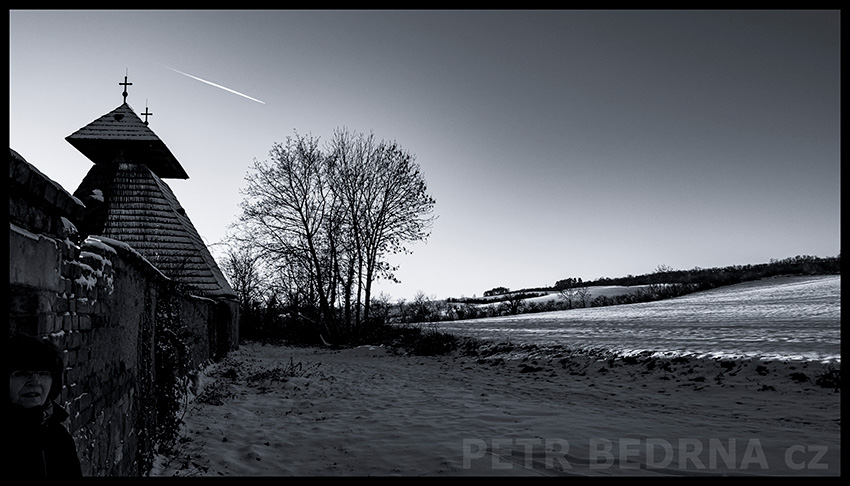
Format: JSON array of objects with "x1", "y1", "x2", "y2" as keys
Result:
[{"x1": 162, "y1": 64, "x2": 266, "y2": 104}]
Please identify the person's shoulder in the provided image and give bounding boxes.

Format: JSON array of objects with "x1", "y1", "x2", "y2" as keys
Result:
[
  {"x1": 44, "y1": 407, "x2": 74, "y2": 441},
  {"x1": 48, "y1": 401, "x2": 71, "y2": 423}
]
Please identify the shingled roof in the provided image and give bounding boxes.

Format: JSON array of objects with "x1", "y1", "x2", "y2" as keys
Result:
[
  {"x1": 68, "y1": 102, "x2": 235, "y2": 300},
  {"x1": 66, "y1": 103, "x2": 189, "y2": 179}
]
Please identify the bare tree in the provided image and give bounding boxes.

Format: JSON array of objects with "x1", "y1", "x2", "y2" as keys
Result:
[
  {"x1": 238, "y1": 133, "x2": 337, "y2": 333},
  {"x1": 237, "y1": 129, "x2": 436, "y2": 342},
  {"x1": 655, "y1": 263, "x2": 675, "y2": 274},
  {"x1": 502, "y1": 292, "x2": 526, "y2": 315},
  {"x1": 575, "y1": 286, "x2": 592, "y2": 308},
  {"x1": 220, "y1": 244, "x2": 264, "y2": 312},
  {"x1": 328, "y1": 128, "x2": 436, "y2": 326},
  {"x1": 557, "y1": 277, "x2": 590, "y2": 308}
]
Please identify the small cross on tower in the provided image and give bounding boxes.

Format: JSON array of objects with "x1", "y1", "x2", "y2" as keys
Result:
[
  {"x1": 119, "y1": 72, "x2": 133, "y2": 103},
  {"x1": 142, "y1": 101, "x2": 153, "y2": 126}
]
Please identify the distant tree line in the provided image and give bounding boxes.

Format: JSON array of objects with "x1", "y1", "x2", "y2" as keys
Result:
[
  {"x1": 482, "y1": 286, "x2": 510, "y2": 297},
  {"x1": 585, "y1": 254, "x2": 840, "y2": 289},
  {"x1": 448, "y1": 290, "x2": 546, "y2": 306},
  {"x1": 432, "y1": 254, "x2": 840, "y2": 324}
]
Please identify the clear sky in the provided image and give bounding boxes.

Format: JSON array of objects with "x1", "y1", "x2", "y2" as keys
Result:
[{"x1": 9, "y1": 10, "x2": 841, "y2": 301}]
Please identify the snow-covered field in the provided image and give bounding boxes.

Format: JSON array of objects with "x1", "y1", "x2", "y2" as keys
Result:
[
  {"x1": 151, "y1": 275, "x2": 841, "y2": 476},
  {"x1": 439, "y1": 275, "x2": 841, "y2": 363}
]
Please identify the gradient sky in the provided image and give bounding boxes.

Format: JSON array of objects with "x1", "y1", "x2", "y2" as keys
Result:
[{"x1": 9, "y1": 10, "x2": 841, "y2": 301}]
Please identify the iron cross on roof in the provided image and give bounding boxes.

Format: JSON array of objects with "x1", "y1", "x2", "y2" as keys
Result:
[
  {"x1": 119, "y1": 72, "x2": 132, "y2": 103},
  {"x1": 142, "y1": 101, "x2": 153, "y2": 125}
]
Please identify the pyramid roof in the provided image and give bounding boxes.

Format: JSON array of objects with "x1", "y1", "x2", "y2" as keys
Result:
[
  {"x1": 66, "y1": 103, "x2": 189, "y2": 179},
  {"x1": 74, "y1": 162, "x2": 236, "y2": 299}
]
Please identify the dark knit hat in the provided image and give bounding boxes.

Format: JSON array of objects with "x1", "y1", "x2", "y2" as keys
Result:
[{"x1": 6, "y1": 334, "x2": 64, "y2": 401}]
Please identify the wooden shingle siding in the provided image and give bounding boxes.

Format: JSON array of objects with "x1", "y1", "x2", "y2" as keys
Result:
[
  {"x1": 75, "y1": 162, "x2": 235, "y2": 299},
  {"x1": 66, "y1": 103, "x2": 189, "y2": 179},
  {"x1": 68, "y1": 103, "x2": 235, "y2": 300}
]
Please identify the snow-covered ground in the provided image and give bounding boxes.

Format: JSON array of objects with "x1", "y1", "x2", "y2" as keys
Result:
[
  {"x1": 151, "y1": 275, "x2": 841, "y2": 476},
  {"x1": 439, "y1": 275, "x2": 841, "y2": 363}
]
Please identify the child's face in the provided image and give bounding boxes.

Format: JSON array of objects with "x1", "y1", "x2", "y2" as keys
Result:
[{"x1": 9, "y1": 370, "x2": 53, "y2": 408}]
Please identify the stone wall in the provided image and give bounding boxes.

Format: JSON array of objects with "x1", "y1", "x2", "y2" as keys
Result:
[{"x1": 8, "y1": 148, "x2": 238, "y2": 476}]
